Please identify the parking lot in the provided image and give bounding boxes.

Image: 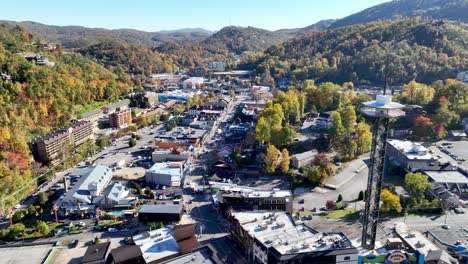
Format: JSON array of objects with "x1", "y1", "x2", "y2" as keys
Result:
[{"x1": 430, "y1": 140, "x2": 468, "y2": 169}]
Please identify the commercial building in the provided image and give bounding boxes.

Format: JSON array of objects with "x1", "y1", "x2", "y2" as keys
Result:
[
  {"x1": 290, "y1": 149, "x2": 318, "y2": 169},
  {"x1": 57, "y1": 165, "x2": 113, "y2": 214},
  {"x1": 106, "y1": 245, "x2": 145, "y2": 264},
  {"x1": 230, "y1": 211, "x2": 359, "y2": 264},
  {"x1": 101, "y1": 99, "x2": 130, "y2": 114},
  {"x1": 81, "y1": 241, "x2": 111, "y2": 264},
  {"x1": 424, "y1": 170, "x2": 468, "y2": 200},
  {"x1": 152, "y1": 147, "x2": 191, "y2": 163},
  {"x1": 161, "y1": 245, "x2": 222, "y2": 264},
  {"x1": 99, "y1": 182, "x2": 138, "y2": 209},
  {"x1": 183, "y1": 77, "x2": 204, "y2": 89},
  {"x1": 207, "y1": 61, "x2": 226, "y2": 72},
  {"x1": 130, "y1": 225, "x2": 199, "y2": 263},
  {"x1": 138, "y1": 204, "x2": 184, "y2": 224},
  {"x1": 216, "y1": 185, "x2": 293, "y2": 214},
  {"x1": 109, "y1": 109, "x2": 132, "y2": 129},
  {"x1": 79, "y1": 108, "x2": 104, "y2": 123},
  {"x1": 29, "y1": 120, "x2": 93, "y2": 164},
  {"x1": 386, "y1": 139, "x2": 436, "y2": 172},
  {"x1": 146, "y1": 162, "x2": 183, "y2": 187}
]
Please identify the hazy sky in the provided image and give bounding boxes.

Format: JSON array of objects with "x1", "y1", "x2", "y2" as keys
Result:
[{"x1": 0, "y1": 0, "x2": 390, "y2": 31}]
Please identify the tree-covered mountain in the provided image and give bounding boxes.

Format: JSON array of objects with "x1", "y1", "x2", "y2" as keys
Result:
[
  {"x1": 201, "y1": 26, "x2": 291, "y2": 54},
  {"x1": 0, "y1": 23, "x2": 133, "y2": 208},
  {"x1": 78, "y1": 40, "x2": 178, "y2": 76},
  {"x1": 0, "y1": 21, "x2": 212, "y2": 49},
  {"x1": 329, "y1": 0, "x2": 468, "y2": 29},
  {"x1": 255, "y1": 18, "x2": 468, "y2": 85}
]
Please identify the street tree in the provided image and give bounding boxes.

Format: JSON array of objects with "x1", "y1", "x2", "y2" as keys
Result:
[
  {"x1": 405, "y1": 172, "x2": 432, "y2": 207},
  {"x1": 36, "y1": 221, "x2": 50, "y2": 235},
  {"x1": 129, "y1": 138, "x2": 137, "y2": 147},
  {"x1": 400, "y1": 80, "x2": 435, "y2": 105},
  {"x1": 330, "y1": 111, "x2": 345, "y2": 147},
  {"x1": 255, "y1": 117, "x2": 270, "y2": 144},
  {"x1": 381, "y1": 189, "x2": 402, "y2": 213},
  {"x1": 37, "y1": 192, "x2": 48, "y2": 206},
  {"x1": 355, "y1": 121, "x2": 372, "y2": 155},
  {"x1": 264, "y1": 144, "x2": 279, "y2": 174},
  {"x1": 280, "y1": 149, "x2": 290, "y2": 174},
  {"x1": 413, "y1": 116, "x2": 434, "y2": 140}
]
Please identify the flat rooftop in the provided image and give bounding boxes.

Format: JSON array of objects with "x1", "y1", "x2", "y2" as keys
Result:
[
  {"x1": 387, "y1": 139, "x2": 433, "y2": 160},
  {"x1": 232, "y1": 211, "x2": 355, "y2": 255},
  {"x1": 148, "y1": 162, "x2": 181, "y2": 176},
  {"x1": 425, "y1": 170, "x2": 468, "y2": 184},
  {"x1": 133, "y1": 228, "x2": 179, "y2": 263},
  {"x1": 395, "y1": 223, "x2": 440, "y2": 256},
  {"x1": 0, "y1": 244, "x2": 53, "y2": 264},
  {"x1": 217, "y1": 184, "x2": 292, "y2": 198},
  {"x1": 162, "y1": 246, "x2": 221, "y2": 264},
  {"x1": 139, "y1": 204, "x2": 183, "y2": 214}
]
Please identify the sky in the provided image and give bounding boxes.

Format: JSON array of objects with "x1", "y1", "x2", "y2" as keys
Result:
[{"x1": 0, "y1": 0, "x2": 390, "y2": 32}]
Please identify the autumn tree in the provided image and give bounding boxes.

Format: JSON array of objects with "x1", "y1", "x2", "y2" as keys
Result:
[
  {"x1": 432, "y1": 96, "x2": 460, "y2": 129},
  {"x1": 355, "y1": 121, "x2": 372, "y2": 155},
  {"x1": 264, "y1": 144, "x2": 279, "y2": 174},
  {"x1": 381, "y1": 189, "x2": 402, "y2": 213},
  {"x1": 400, "y1": 80, "x2": 435, "y2": 105},
  {"x1": 434, "y1": 123, "x2": 445, "y2": 140},
  {"x1": 413, "y1": 116, "x2": 434, "y2": 140},
  {"x1": 255, "y1": 117, "x2": 270, "y2": 144},
  {"x1": 280, "y1": 149, "x2": 290, "y2": 174},
  {"x1": 340, "y1": 104, "x2": 357, "y2": 134},
  {"x1": 330, "y1": 111, "x2": 345, "y2": 147}
]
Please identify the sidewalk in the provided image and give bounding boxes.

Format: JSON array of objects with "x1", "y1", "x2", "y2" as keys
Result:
[{"x1": 323, "y1": 154, "x2": 368, "y2": 189}]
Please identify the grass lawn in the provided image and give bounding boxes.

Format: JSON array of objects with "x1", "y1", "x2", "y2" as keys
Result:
[{"x1": 324, "y1": 207, "x2": 357, "y2": 219}]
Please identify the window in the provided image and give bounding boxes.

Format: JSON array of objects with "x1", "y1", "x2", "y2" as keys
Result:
[{"x1": 344, "y1": 256, "x2": 351, "y2": 261}]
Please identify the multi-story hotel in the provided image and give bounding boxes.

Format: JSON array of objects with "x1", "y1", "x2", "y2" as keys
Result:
[{"x1": 29, "y1": 120, "x2": 93, "y2": 164}]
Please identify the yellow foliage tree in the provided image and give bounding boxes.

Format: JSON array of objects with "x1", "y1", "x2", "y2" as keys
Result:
[
  {"x1": 264, "y1": 144, "x2": 279, "y2": 174},
  {"x1": 381, "y1": 189, "x2": 402, "y2": 213},
  {"x1": 280, "y1": 149, "x2": 290, "y2": 174}
]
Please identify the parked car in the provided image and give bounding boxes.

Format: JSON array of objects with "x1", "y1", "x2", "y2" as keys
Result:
[
  {"x1": 69, "y1": 239, "x2": 79, "y2": 248},
  {"x1": 454, "y1": 208, "x2": 465, "y2": 214},
  {"x1": 108, "y1": 228, "x2": 118, "y2": 232},
  {"x1": 298, "y1": 199, "x2": 305, "y2": 204}
]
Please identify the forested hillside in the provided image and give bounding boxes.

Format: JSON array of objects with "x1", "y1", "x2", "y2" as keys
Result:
[
  {"x1": 79, "y1": 40, "x2": 178, "y2": 76},
  {"x1": 201, "y1": 26, "x2": 291, "y2": 54},
  {"x1": 256, "y1": 18, "x2": 468, "y2": 85},
  {"x1": 0, "y1": 21, "x2": 212, "y2": 49},
  {"x1": 329, "y1": 0, "x2": 468, "y2": 29},
  {"x1": 0, "y1": 24, "x2": 133, "y2": 207}
]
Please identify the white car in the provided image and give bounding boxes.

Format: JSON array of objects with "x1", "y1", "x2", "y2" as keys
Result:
[
  {"x1": 14, "y1": 204, "x2": 21, "y2": 209},
  {"x1": 108, "y1": 228, "x2": 118, "y2": 232}
]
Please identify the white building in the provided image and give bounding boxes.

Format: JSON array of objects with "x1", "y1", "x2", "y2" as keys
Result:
[
  {"x1": 183, "y1": 77, "x2": 204, "y2": 89},
  {"x1": 146, "y1": 162, "x2": 183, "y2": 187},
  {"x1": 231, "y1": 211, "x2": 358, "y2": 264},
  {"x1": 100, "y1": 182, "x2": 138, "y2": 209},
  {"x1": 57, "y1": 165, "x2": 113, "y2": 213},
  {"x1": 386, "y1": 139, "x2": 435, "y2": 171}
]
